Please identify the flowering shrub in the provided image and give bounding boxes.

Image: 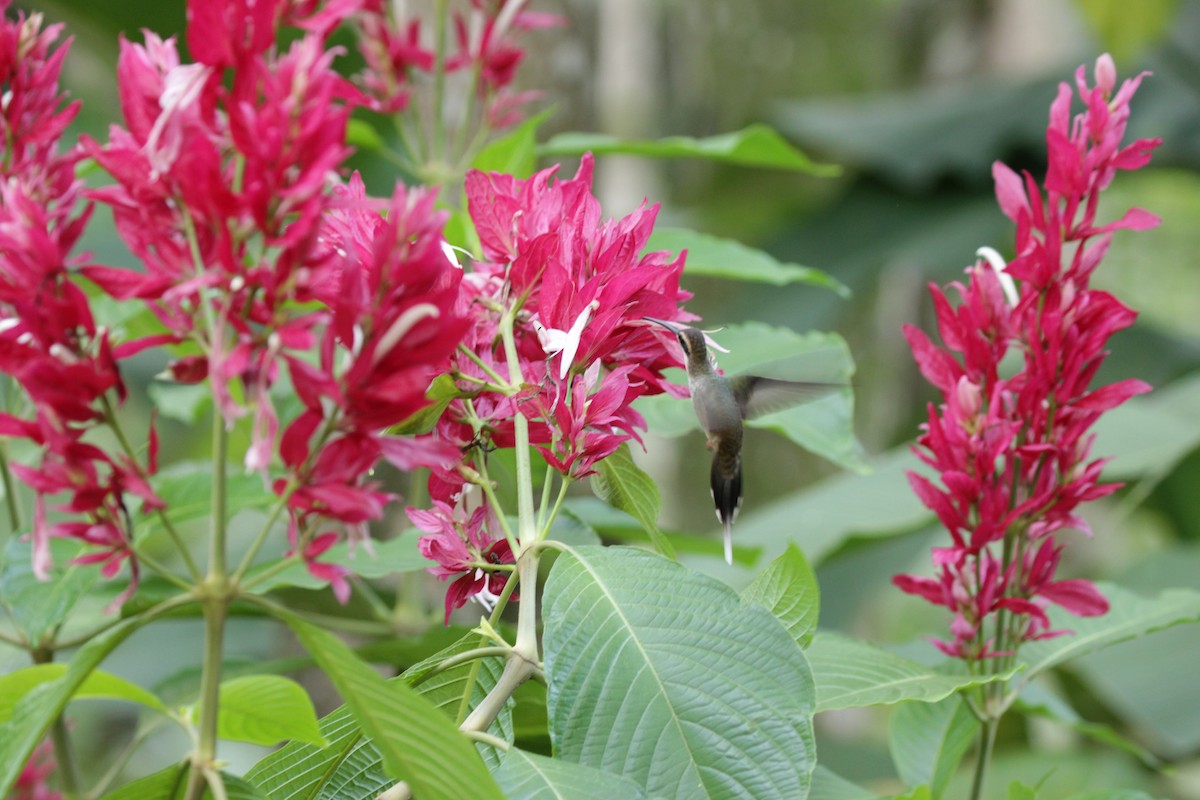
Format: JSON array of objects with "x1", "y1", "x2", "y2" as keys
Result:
[{"x1": 895, "y1": 54, "x2": 1164, "y2": 797}]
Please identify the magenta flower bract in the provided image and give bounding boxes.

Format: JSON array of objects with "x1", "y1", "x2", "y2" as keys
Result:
[
  {"x1": 0, "y1": 1, "x2": 162, "y2": 604},
  {"x1": 895, "y1": 54, "x2": 1161, "y2": 660}
]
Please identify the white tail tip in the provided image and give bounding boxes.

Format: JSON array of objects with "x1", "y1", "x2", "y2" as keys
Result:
[{"x1": 723, "y1": 523, "x2": 733, "y2": 565}]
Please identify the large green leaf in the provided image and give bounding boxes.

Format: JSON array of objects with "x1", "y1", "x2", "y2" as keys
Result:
[
  {"x1": 740, "y1": 543, "x2": 820, "y2": 648},
  {"x1": 0, "y1": 538, "x2": 98, "y2": 644},
  {"x1": 540, "y1": 124, "x2": 839, "y2": 175},
  {"x1": 542, "y1": 545, "x2": 816, "y2": 799},
  {"x1": 246, "y1": 633, "x2": 511, "y2": 800},
  {"x1": 888, "y1": 696, "x2": 978, "y2": 799},
  {"x1": 590, "y1": 443, "x2": 674, "y2": 558},
  {"x1": 260, "y1": 613, "x2": 504, "y2": 800},
  {"x1": 807, "y1": 633, "x2": 1011, "y2": 712},
  {"x1": 808, "y1": 766, "x2": 881, "y2": 800},
  {"x1": 648, "y1": 227, "x2": 848, "y2": 295},
  {"x1": 0, "y1": 601, "x2": 183, "y2": 796},
  {"x1": 1015, "y1": 682, "x2": 1160, "y2": 766},
  {"x1": 636, "y1": 323, "x2": 867, "y2": 474},
  {"x1": 245, "y1": 534, "x2": 429, "y2": 593},
  {"x1": 209, "y1": 675, "x2": 325, "y2": 747},
  {"x1": 1016, "y1": 583, "x2": 1200, "y2": 682},
  {"x1": 0, "y1": 664, "x2": 166, "y2": 722},
  {"x1": 492, "y1": 748, "x2": 651, "y2": 799},
  {"x1": 145, "y1": 461, "x2": 275, "y2": 541}
]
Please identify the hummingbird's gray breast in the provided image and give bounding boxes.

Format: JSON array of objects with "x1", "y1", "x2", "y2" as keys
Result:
[{"x1": 690, "y1": 377, "x2": 741, "y2": 434}]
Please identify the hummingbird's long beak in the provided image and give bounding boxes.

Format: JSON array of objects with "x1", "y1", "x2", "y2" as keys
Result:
[{"x1": 644, "y1": 317, "x2": 681, "y2": 334}]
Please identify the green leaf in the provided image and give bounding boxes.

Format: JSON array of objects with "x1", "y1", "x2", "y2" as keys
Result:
[
  {"x1": 1074, "y1": 0, "x2": 1178, "y2": 62},
  {"x1": 888, "y1": 696, "x2": 978, "y2": 799},
  {"x1": 0, "y1": 664, "x2": 167, "y2": 723},
  {"x1": 0, "y1": 538, "x2": 98, "y2": 643},
  {"x1": 346, "y1": 118, "x2": 386, "y2": 152},
  {"x1": 1017, "y1": 583, "x2": 1200, "y2": 680},
  {"x1": 210, "y1": 675, "x2": 325, "y2": 747},
  {"x1": 1016, "y1": 682, "x2": 1160, "y2": 767},
  {"x1": 388, "y1": 374, "x2": 467, "y2": 436},
  {"x1": 740, "y1": 542, "x2": 820, "y2": 647},
  {"x1": 560, "y1": 497, "x2": 759, "y2": 564},
  {"x1": 493, "y1": 748, "x2": 651, "y2": 799},
  {"x1": 472, "y1": 108, "x2": 554, "y2": 178},
  {"x1": 246, "y1": 633, "x2": 511, "y2": 799},
  {"x1": 147, "y1": 381, "x2": 211, "y2": 425},
  {"x1": 100, "y1": 764, "x2": 268, "y2": 800},
  {"x1": 270, "y1": 610, "x2": 503, "y2": 800},
  {"x1": 145, "y1": 462, "x2": 275, "y2": 542},
  {"x1": 731, "y1": 446, "x2": 925, "y2": 569},
  {"x1": 0, "y1": 603, "x2": 178, "y2": 796},
  {"x1": 540, "y1": 124, "x2": 840, "y2": 175},
  {"x1": 636, "y1": 323, "x2": 868, "y2": 474},
  {"x1": 542, "y1": 545, "x2": 816, "y2": 799},
  {"x1": 807, "y1": 633, "x2": 1012, "y2": 712},
  {"x1": 590, "y1": 444, "x2": 674, "y2": 559},
  {"x1": 1062, "y1": 791, "x2": 1156, "y2": 800},
  {"x1": 808, "y1": 765, "x2": 881, "y2": 800},
  {"x1": 245, "y1": 533, "x2": 429, "y2": 593},
  {"x1": 1007, "y1": 783, "x2": 1038, "y2": 800},
  {"x1": 649, "y1": 226, "x2": 848, "y2": 296}
]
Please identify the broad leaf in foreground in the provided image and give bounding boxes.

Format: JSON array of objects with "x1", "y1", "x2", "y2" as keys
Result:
[
  {"x1": 0, "y1": 600, "x2": 184, "y2": 796},
  {"x1": 210, "y1": 675, "x2": 325, "y2": 747},
  {"x1": 888, "y1": 696, "x2": 978, "y2": 799},
  {"x1": 0, "y1": 664, "x2": 166, "y2": 722},
  {"x1": 807, "y1": 633, "x2": 1011, "y2": 712},
  {"x1": 99, "y1": 763, "x2": 267, "y2": 800},
  {"x1": 741, "y1": 543, "x2": 820, "y2": 648},
  {"x1": 493, "y1": 748, "x2": 650, "y2": 800},
  {"x1": 246, "y1": 633, "x2": 510, "y2": 800},
  {"x1": 274, "y1": 612, "x2": 503, "y2": 800},
  {"x1": 590, "y1": 444, "x2": 674, "y2": 558},
  {"x1": 543, "y1": 545, "x2": 816, "y2": 800}
]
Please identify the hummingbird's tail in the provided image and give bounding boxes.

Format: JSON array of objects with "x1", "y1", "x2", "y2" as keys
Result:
[{"x1": 710, "y1": 455, "x2": 742, "y2": 565}]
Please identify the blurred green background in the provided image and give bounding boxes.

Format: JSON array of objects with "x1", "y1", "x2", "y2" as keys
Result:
[{"x1": 8, "y1": 0, "x2": 1200, "y2": 796}]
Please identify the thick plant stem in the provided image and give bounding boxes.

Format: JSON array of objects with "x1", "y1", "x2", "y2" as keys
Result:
[
  {"x1": 969, "y1": 716, "x2": 999, "y2": 800},
  {"x1": 184, "y1": 418, "x2": 231, "y2": 800},
  {"x1": 31, "y1": 647, "x2": 81, "y2": 799},
  {"x1": 183, "y1": 598, "x2": 229, "y2": 800}
]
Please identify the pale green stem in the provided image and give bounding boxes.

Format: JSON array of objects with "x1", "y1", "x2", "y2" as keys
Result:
[
  {"x1": 463, "y1": 730, "x2": 510, "y2": 751},
  {"x1": 183, "y1": 418, "x2": 231, "y2": 800},
  {"x1": 0, "y1": 439, "x2": 21, "y2": 531},
  {"x1": 31, "y1": 646, "x2": 81, "y2": 799},
  {"x1": 430, "y1": 0, "x2": 449, "y2": 164},
  {"x1": 457, "y1": 343, "x2": 512, "y2": 388},
  {"x1": 969, "y1": 716, "x2": 999, "y2": 800},
  {"x1": 498, "y1": 308, "x2": 535, "y2": 545},
  {"x1": 535, "y1": 463, "x2": 554, "y2": 534},
  {"x1": 540, "y1": 475, "x2": 571, "y2": 541},
  {"x1": 229, "y1": 485, "x2": 293, "y2": 586},
  {"x1": 412, "y1": 646, "x2": 511, "y2": 689}
]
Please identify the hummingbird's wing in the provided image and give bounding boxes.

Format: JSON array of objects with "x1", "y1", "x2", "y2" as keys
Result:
[{"x1": 730, "y1": 376, "x2": 840, "y2": 421}]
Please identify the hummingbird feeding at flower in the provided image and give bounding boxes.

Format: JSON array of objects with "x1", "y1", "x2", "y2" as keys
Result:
[{"x1": 646, "y1": 318, "x2": 837, "y2": 565}]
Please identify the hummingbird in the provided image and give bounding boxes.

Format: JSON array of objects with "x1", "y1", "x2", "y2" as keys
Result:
[{"x1": 646, "y1": 318, "x2": 836, "y2": 565}]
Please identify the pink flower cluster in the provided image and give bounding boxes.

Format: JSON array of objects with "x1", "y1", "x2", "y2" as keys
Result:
[
  {"x1": 411, "y1": 154, "x2": 694, "y2": 621},
  {"x1": 895, "y1": 55, "x2": 1161, "y2": 660},
  {"x1": 79, "y1": 1, "x2": 475, "y2": 598},
  {"x1": 8, "y1": 740, "x2": 60, "y2": 800},
  {"x1": 354, "y1": 0, "x2": 563, "y2": 123},
  {"x1": 0, "y1": 1, "x2": 160, "y2": 601}
]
